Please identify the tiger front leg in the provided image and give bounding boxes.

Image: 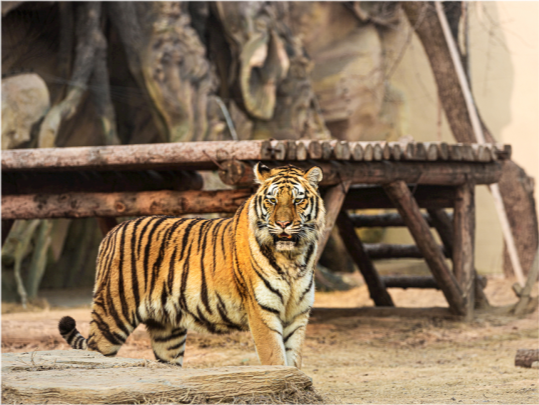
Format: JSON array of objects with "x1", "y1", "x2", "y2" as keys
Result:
[
  {"x1": 246, "y1": 301, "x2": 287, "y2": 366},
  {"x1": 283, "y1": 311, "x2": 310, "y2": 369}
]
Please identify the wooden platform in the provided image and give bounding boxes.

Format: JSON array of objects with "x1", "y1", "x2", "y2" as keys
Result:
[{"x1": 2, "y1": 140, "x2": 511, "y2": 319}]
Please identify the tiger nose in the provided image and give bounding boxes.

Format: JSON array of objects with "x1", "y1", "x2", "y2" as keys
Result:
[{"x1": 276, "y1": 220, "x2": 291, "y2": 229}]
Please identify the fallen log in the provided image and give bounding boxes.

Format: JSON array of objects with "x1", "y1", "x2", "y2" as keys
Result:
[
  {"x1": 515, "y1": 349, "x2": 539, "y2": 368},
  {"x1": 1, "y1": 189, "x2": 252, "y2": 219}
]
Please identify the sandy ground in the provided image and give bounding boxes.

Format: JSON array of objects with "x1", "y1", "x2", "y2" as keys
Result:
[{"x1": 2, "y1": 277, "x2": 538, "y2": 404}]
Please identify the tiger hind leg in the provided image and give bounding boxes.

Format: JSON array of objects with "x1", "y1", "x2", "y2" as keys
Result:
[
  {"x1": 83, "y1": 309, "x2": 136, "y2": 357},
  {"x1": 146, "y1": 320, "x2": 187, "y2": 366}
]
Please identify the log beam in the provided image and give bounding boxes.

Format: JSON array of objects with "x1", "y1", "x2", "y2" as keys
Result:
[
  {"x1": 383, "y1": 180, "x2": 466, "y2": 316},
  {"x1": 336, "y1": 211, "x2": 394, "y2": 307},
  {"x1": 1, "y1": 189, "x2": 253, "y2": 220},
  {"x1": 216, "y1": 160, "x2": 502, "y2": 187}
]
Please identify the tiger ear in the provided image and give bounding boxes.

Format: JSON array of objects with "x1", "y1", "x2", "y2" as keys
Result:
[
  {"x1": 254, "y1": 162, "x2": 272, "y2": 184},
  {"x1": 304, "y1": 166, "x2": 323, "y2": 187}
]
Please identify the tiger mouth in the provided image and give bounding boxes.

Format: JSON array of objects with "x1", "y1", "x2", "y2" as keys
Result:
[{"x1": 273, "y1": 233, "x2": 299, "y2": 243}]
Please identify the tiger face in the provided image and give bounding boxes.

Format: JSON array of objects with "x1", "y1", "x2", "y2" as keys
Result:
[{"x1": 251, "y1": 163, "x2": 325, "y2": 254}]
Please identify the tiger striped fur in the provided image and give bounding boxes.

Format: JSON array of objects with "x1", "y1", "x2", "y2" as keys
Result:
[{"x1": 59, "y1": 164, "x2": 325, "y2": 368}]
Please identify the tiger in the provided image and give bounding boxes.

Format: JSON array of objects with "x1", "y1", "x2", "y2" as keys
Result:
[{"x1": 58, "y1": 163, "x2": 325, "y2": 368}]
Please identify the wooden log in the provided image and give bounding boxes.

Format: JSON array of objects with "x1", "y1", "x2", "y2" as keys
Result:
[
  {"x1": 372, "y1": 143, "x2": 383, "y2": 160},
  {"x1": 260, "y1": 140, "x2": 273, "y2": 160},
  {"x1": 472, "y1": 144, "x2": 493, "y2": 162},
  {"x1": 361, "y1": 142, "x2": 374, "y2": 161},
  {"x1": 350, "y1": 212, "x2": 435, "y2": 227},
  {"x1": 343, "y1": 185, "x2": 456, "y2": 210},
  {"x1": 426, "y1": 143, "x2": 438, "y2": 161},
  {"x1": 515, "y1": 349, "x2": 539, "y2": 368},
  {"x1": 437, "y1": 142, "x2": 449, "y2": 160},
  {"x1": 315, "y1": 160, "x2": 502, "y2": 186},
  {"x1": 383, "y1": 180, "x2": 466, "y2": 316},
  {"x1": 2, "y1": 170, "x2": 204, "y2": 195},
  {"x1": 390, "y1": 143, "x2": 403, "y2": 160},
  {"x1": 1, "y1": 189, "x2": 253, "y2": 220},
  {"x1": 351, "y1": 142, "x2": 364, "y2": 161},
  {"x1": 336, "y1": 211, "x2": 394, "y2": 306},
  {"x1": 428, "y1": 208, "x2": 491, "y2": 310},
  {"x1": 307, "y1": 140, "x2": 323, "y2": 160},
  {"x1": 513, "y1": 249, "x2": 539, "y2": 316},
  {"x1": 2, "y1": 141, "x2": 274, "y2": 172},
  {"x1": 453, "y1": 182, "x2": 475, "y2": 319},
  {"x1": 270, "y1": 140, "x2": 287, "y2": 160},
  {"x1": 314, "y1": 180, "x2": 351, "y2": 290},
  {"x1": 401, "y1": 142, "x2": 415, "y2": 160},
  {"x1": 461, "y1": 144, "x2": 475, "y2": 161},
  {"x1": 412, "y1": 143, "x2": 427, "y2": 160},
  {"x1": 310, "y1": 307, "x2": 458, "y2": 321},
  {"x1": 218, "y1": 160, "x2": 251, "y2": 187},
  {"x1": 494, "y1": 144, "x2": 511, "y2": 160},
  {"x1": 321, "y1": 141, "x2": 333, "y2": 160},
  {"x1": 363, "y1": 243, "x2": 449, "y2": 259},
  {"x1": 331, "y1": 141, "x2": 351, "y2": 160},
  {"x1": 448, "y1": 144, "x2": 462, "y2": 161},
  {"x1": 315, "y1": 181, "x2": 352, "y2": 263},
  {"x1": 296, "y1": 141, "x2": 308, "y2": 160},
  {"x1": 382, "y1": 143, "x2": 392, "y2": 160},
  {"x1": 285, "y1": 140, "x2": 297, "y2": 160},
  {"x1": 96, "y1": 217, "x2": 118, "y2": 236},
  {"x1": 217, "y1": 159, "x2": 503, "y2": 187}
]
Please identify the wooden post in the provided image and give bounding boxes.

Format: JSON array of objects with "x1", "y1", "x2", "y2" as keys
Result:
[
  {"x1": 336, "y1": 211, "x2": 394, "y2": 306},
  {"x1": 428, "y1": 208, "x2": 490, "y2": 310},
  {"x1": 313, "y1": 181, "x2": 351, "y2": 289},
  {"x1": 315, "y1": 180, "x2": 352, "y2": 263},
  {"x1": 383, "y1": 180, "x2": 466, "y2": 316},
  {"x1": 453, "y1": 181, "x2": 475, "y2": 319},
  {"x1": 513, "y1": 248, "x2": 539, "y2": 316}
]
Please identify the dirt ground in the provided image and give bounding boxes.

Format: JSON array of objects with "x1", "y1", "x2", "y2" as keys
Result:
[{"x1": 2, "y1": 276, "x2": 538, "y2": 404}]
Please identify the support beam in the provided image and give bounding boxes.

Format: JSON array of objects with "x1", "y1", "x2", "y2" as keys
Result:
[
  {"x1": 336, "y1": 211, "x2": 394, "y2": 307},
  {"x1": 453, "y1": 182, "x2": 476, "y2": 319},
  {"x1": 383, "y1": 180, "x2": 466, "y2": 316},
  {"x1": 314, "y1": 181, "x2": 351, "y2": 290},
  {"x1": 216, "y1": 160, "x2": 502, "y2": 187}
]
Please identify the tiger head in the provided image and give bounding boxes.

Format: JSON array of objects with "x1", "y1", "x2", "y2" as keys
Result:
[{"x1": 250, "y1": 163, "x2": 326, "y2": 254}]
